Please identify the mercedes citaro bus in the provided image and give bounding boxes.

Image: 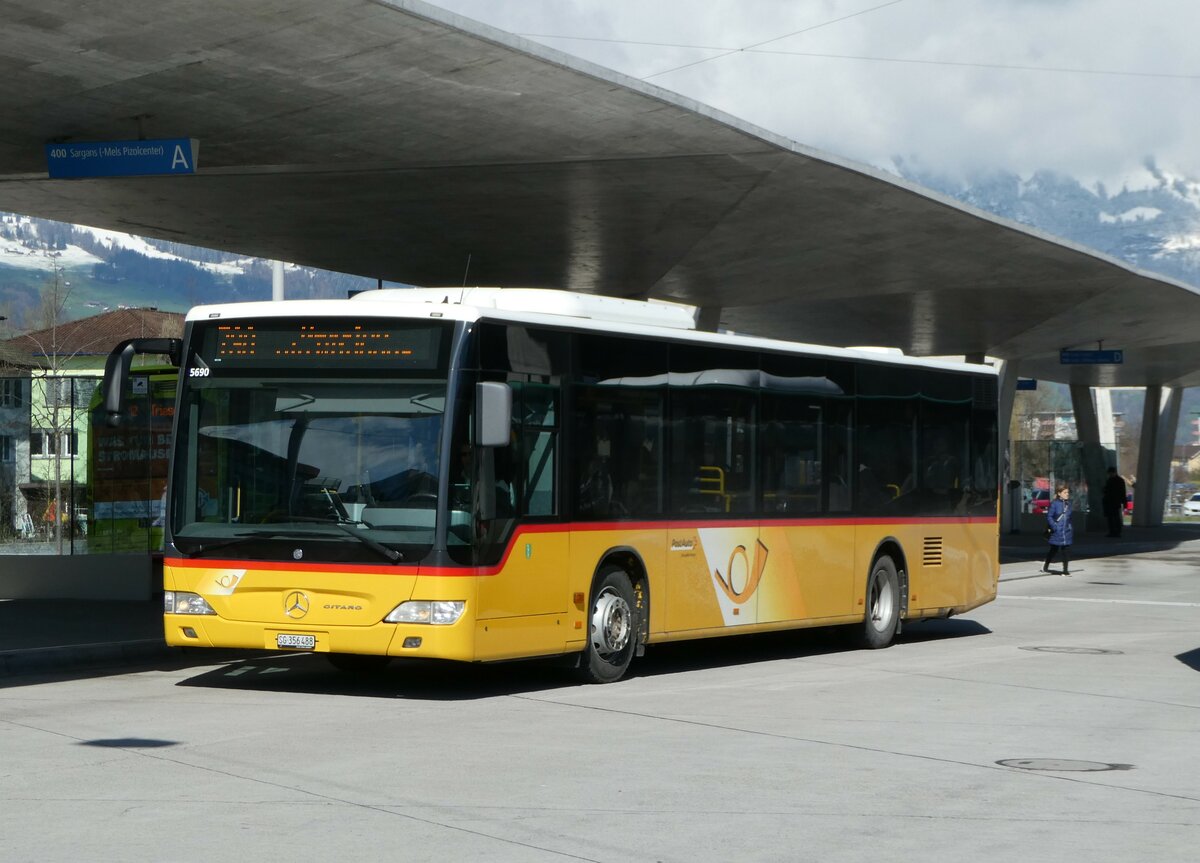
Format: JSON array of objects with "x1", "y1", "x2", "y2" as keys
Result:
[{"x1": 102, "y1": 288, "x2": 999, "y2": 683}]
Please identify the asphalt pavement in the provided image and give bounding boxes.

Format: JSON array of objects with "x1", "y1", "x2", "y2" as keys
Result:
[{"x1": 2, "y1": 521, "x2": 1199, "y2": 678}]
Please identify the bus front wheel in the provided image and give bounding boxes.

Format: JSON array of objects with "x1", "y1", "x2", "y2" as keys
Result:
[
  {"x1": 859, "y1": 555, "x2": 901, "y2": 649},
  {"x1": 576, "y1": 567, "x2": 639, "y2": 684}
]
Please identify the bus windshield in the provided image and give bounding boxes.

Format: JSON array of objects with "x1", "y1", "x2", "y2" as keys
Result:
[{"x1": 170, "y1": 319, "x2": 453, "y2": 563}]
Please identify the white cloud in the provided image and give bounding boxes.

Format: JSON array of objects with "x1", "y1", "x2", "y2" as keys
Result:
[
  {"x1": 432, "y1": 0, "x2": 1200, "y2": 186},
  {"x1": 1099, "y1": 207, "x2": 1162, "y2": 224}
]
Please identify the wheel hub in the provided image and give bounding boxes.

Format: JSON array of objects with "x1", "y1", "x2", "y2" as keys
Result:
[
  {"x1": 591, "y1": 588, "x2": 631, "y2": 656},
  {"x1": 868, "y1": 571, "x2": 895, "y2": 632}
]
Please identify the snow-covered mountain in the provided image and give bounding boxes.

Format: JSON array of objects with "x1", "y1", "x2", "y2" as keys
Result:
[
  {"x1": 894, "y1": 158, "x2": 1200, "y2": 289},
  {"x1": 0, "y1": 213, "x2": 384, "y2": 327}
]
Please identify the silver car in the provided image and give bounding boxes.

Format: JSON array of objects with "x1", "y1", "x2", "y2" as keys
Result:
[{"x1": 1183, "y1": 493, "x2": 1200, "y2": 517}]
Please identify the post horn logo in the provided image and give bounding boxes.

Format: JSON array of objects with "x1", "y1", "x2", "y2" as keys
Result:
[
  {"x1": 283, "y1": 591, "x2": 310, "y2": 619},
  {"x1": 712, "y1": 539, "x2": 769, "y2": 604}
]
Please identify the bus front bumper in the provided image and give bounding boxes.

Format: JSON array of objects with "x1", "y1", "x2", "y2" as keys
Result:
[{"x1": 164, "y1": 615, "x2": 476, "y2": 661}]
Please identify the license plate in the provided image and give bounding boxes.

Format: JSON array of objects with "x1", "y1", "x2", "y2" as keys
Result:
[{"x1": 277, "y1": 633, "x2": 316, "y2": 650}]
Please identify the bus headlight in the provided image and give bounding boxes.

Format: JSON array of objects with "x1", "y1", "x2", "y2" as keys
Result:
[
  {"x1": 384, "y1": 601, "x2": 465, "y2": 625},
  {"x1": 164, "y1": 591, "x2": 216, "y2": 615}
]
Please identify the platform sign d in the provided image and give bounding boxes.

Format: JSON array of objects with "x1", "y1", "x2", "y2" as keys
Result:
[{"x1": 1060, "y1": 349, "x2": 1123, "y2": 365}]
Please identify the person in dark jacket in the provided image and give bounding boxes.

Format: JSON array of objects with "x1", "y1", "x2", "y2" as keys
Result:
[
  {"x1": 1042, "y1": 485, "x2": 1073, "y2": 575},
  {"x1": 1102, "y1": 467, "x2": 1127, "y2": 537}
]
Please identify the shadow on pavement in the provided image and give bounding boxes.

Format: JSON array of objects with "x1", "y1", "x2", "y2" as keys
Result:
[
  {"x1": 895, "y1": 617, "x2": 991, "y2": 643},
  {"x1": 0, "y1": 647, "x2": 276, "y2": 689},
  {"x1": 1176, "y1": 647, "x2": 1200, "y2": 674},
  {"x1": 174, "y1": 616, "x2": 992, "y2": 701}
]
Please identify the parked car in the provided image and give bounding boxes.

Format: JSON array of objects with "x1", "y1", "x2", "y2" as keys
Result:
[
  {"x1": 1031, "y1": 489, "x2": 1051, "y2": 515},
  {"x1": 1183, "y1": 493, "x2": 1200, "y2": 517}
]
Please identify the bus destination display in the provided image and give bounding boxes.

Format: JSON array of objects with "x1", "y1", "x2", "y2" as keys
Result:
[{"x1": 197, "y1": 320, "x2": 444, "y2": 370}]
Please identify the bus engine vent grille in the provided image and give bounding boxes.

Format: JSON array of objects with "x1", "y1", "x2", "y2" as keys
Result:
[{"x1": 923, "y1": 536, "x2": 944, "y2": 567}]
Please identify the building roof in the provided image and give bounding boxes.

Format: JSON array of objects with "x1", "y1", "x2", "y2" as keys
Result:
[
  {"x1": 0, "y1": 308, "x2": 183, "y2": 370},
  {"x1": 0, "y1": 1, "x2": 1197, "y2": 387}
]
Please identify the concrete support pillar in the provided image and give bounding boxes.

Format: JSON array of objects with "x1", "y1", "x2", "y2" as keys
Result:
[
  {"x1": 1094, "y1": 388, "x2": 1117, "y2": 455},
  {"x1": 272, "y1": 260, "x2": 285, "y2": 302},
  {"x1": 1133, "y1": 386, "x2": 1182, "y2": 527},
  {"x1": 1070, "y1": 384, "x2": 1108, "y2": 533},
  {"x1": 696, "y1": 306, "x2": 722, "y2": 333},
  {"x1": 997, "y1": 360, "x2": 1020, "y2": 533}
]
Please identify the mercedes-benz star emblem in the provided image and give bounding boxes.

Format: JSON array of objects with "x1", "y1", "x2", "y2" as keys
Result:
[{"x1": 284, "y1": 591, "x2": 310, "y2": 619}]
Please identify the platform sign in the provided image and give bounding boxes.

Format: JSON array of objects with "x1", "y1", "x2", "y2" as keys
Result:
[
  {"x1": 45, "y1": 138, "x2": 198, "y2": 179},
  {"x1": 1060, "y1": 349, "x2": 1123, "y2": 365},
  {"x1": 1016, "y1": 378, "x2": 1038, "y2": 390}
]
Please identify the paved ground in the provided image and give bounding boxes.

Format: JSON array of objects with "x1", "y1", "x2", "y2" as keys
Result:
[{"x1": 1, "y1": 530, "x2": 1197, "y2": 861}]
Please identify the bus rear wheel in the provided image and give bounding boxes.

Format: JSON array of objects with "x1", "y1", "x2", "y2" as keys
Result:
[
  {"x1": 858, "y1": 555, "x2": 901, "y2": 649},
  {"x1": 576, "y1": 567, "x2": 639, "y2": 684}
]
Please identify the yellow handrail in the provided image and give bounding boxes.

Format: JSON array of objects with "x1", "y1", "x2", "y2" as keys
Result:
[{"x1": 698, "y1": 465, "x2": 731, "y2": 513}]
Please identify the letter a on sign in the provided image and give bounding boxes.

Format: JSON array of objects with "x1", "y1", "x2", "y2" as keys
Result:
[{"x1": 171, "y1": 144, "x2": 191, "y2": 171}]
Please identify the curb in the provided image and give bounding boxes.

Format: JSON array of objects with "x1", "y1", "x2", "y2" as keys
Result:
[
  {"x1": 0, "y1": 639, "x2": 174, "y2": 678},
  {"x1": 1002, "y1": 540, "x2": 1200, "y2": 562}
]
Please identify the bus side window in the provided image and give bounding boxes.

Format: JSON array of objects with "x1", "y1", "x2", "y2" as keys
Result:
[
  {"x1": 510, "y1": 379, "x2": 558, "y2": 518},
  {"x1": 825, "y1": 405, "x2": 853, "y2": 513},
  {"x1": 761, "y1": 397, "x2": 822, "y2": 514},
  {"x1": 574, "y1": 334, "x2": 668, "y2": 520},
  {"x1": 667, "y1": 355, "x2": 757, "y2": 515}
]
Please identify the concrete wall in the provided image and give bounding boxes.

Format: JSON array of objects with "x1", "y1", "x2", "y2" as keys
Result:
[{"x1": 0, "y1": 553, "x2": 152, "y2": 600}]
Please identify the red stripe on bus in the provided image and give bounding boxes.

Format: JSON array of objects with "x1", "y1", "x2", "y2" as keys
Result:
[
  {"x1": 574, "y1": 516, "x2": 997, "y2": 530},
  {"x1": 164, "y1": 514, "x2": 994, "y2": 577}
]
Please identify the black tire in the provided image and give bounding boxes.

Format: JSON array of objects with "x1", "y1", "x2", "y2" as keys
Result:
[
  {"x1": 858, "y1": 555, "x2": 901, "y2": 649},
  {"x1": 326, "y1": 652, "x2": 391, "y2": 673},
  {"x1": 575, "y1": 567, "x2": 639, "y2": 684}
]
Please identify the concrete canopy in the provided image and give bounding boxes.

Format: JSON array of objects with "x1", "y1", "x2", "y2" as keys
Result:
[{"x1": 0, "y1": 0, "x2": 1197, "y2": 387}]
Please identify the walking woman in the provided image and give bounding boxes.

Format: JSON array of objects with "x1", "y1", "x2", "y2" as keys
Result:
[{"x1": 1042, "y1": 484, "x2": 1073, "y2": 576}]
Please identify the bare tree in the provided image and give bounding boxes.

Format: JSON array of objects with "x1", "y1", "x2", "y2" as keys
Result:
[{"x1": 20, "y1": 266, "x2": 97, "y2": 551}]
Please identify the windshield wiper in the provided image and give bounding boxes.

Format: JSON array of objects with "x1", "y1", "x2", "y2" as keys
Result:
[
  {"x1": 333, "y1": 524, "x2": 403, "y2": 562},
  {"x1": 179, "y1": 525, "x2": 403, "y2": 563},
  {"x1": 273, "y1": 389, "x2": 316, "y2": 411},
  {"x1": 409, "y1": 392, "x2": 445, "y2": 412}
]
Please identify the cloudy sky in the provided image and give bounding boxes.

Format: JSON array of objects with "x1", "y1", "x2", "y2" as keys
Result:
[{"x1": 431, "y1": 0, "x2": 1198, "y2": 190}]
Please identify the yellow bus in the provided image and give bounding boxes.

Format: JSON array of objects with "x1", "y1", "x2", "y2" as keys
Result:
[{"x1": 102, "y1": 289, "x2": 999, "y2": 683}]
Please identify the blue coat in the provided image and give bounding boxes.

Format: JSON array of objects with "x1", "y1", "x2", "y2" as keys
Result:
[{"x1": 1046, "y1": 498, "x2": 1073, "y2": 546}]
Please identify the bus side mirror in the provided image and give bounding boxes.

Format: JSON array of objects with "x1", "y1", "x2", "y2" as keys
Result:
[
  {"x1": 475, "y1": 382, "x2": 512, "y2": 447},
  {"x1": 103, "y1": 338, "x2": 182, "y2": 427}
]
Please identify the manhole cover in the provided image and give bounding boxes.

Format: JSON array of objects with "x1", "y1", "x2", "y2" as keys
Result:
[
  {"x1": 1019, "y1": 646, "x2": 1124, "y2": 655},
  {"x1": 997, "y1": 759, "x2": 1133, "y2": 772}
]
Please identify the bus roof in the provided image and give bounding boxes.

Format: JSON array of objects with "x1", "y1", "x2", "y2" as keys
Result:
[{"x1": 186, "y1": 288, "x2": 996, "y2": 377}]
